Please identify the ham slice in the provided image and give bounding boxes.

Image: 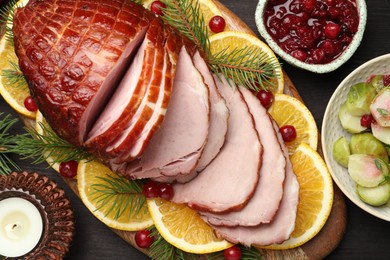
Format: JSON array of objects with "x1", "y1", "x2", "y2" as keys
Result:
[
  {"x1": 212, "y1": 122, "x2": 299, "y2": 246},
  {"x1": 123, "y1": 47, "x2": 210, "y2": 179},
  {"x1": 201, "y1": 87, "x2": 286, "y2": 226},
  {"x1": 153, "y1": 51, "x2": 229, "y2": 183},
  {"x1": 13, "y1": 0, "x2": 155, "y2": 146},
  {"x1": 85, "y1": 19, "x2": 165, "y2": 151},
  {"x1": 171, "y1": 76, "x2": 262, "y2": 213}
]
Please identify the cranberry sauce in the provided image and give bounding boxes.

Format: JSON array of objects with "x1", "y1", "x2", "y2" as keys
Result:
[{"x1": 264, "y1": 0, "x2": 359, "y2": 64}]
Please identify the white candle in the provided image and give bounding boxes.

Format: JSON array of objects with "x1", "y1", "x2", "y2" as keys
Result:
[{"x1": 0, "y1": 197, "x2": 43, "y2": 257}]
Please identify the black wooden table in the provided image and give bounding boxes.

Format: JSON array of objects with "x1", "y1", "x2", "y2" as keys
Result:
[{"x1": 1, "y1": 0, "x2": 390, "y2": 259}]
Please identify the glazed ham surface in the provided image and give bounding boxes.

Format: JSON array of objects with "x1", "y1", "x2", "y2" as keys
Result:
[
  {"x1": 13, "y1": 0, "x2": 155, "y2": 146},
  {"x1": 13, "y1": 0, "x2": 300, "y2": 247}
]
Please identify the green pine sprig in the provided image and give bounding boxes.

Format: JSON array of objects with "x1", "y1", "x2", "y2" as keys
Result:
[
  {"x1": 1, "y1": 61, "x2": 27, "y2": 89},
  {"x1": 0, "y1": 113, "x2": 21, "y2": 174},
  {"x1": 91, "y1": 174, "x2": 146, "y2": 219},
  {"x1": 0, "y1": 0, "x2": 19, "y2": 44},
  {"x1": 161, "y1": 0, "x2": 210, "y2": 55},
  {"x1": 210, "y1": 46, "x2": 280, "y2": 91},
  {"x1": 7, "y1": 122, "x2": 93, "y2": 166}
]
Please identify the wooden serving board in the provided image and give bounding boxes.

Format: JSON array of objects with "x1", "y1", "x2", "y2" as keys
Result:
[{"x1": 15, "y1": 0, "x2": 347, "y2": 259}]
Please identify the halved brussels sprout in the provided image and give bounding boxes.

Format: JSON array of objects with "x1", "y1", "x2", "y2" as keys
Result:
[
  {"x1": 346, "y1": 82, "x2": 377, "y2": 116},
  {"x1": 348, "y1": 154, "x2": 389, "y2": 188},
  {"x1": 338, "y1": 102, "x2": 367, "y2": 133},
  {"x1": 370, "y1": 87, "x2": 390, "y2": 127},
  {"x1": 333, "y1": 137, "x2": 351, "y2": 167},
  {"x1": 349, "y1": 133, "x2": 388, "y2": 162}
]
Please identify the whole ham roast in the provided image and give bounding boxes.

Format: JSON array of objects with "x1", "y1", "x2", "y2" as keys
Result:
[{"x1": 12, "y1": 0, "x2": 299, "y2": 247}]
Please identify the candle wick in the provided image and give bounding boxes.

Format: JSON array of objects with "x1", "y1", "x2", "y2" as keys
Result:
[{"x1": 12, "y1": 224, "x2": 18, "y2": 230}]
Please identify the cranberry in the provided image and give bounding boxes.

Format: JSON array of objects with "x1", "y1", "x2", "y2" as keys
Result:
[
  {"x1": 324, "y1": 0, "x2": 335, "y2": 7},
  {"x1": 150, "y1": 1, "x2": 166, "y2": 16},
  {"x1": 142, "y1": 181, "x2": 159, "y2": 198},
  {"x1": 135, "y1": 230, "x2": 154, "y2": 248},
  {"x1": 303, "y1": 0, "x2": 316, "y2": 13},
  {"x1": 360, "y1": 114, "x2": 373, "y2": 128},
  {"x1": 24, "y1": 96, "x2": 38, "y2": 112},
  {"x1": 289, "y1": 0, "x2": 303, "y2": 14},
  {"x1": 209, "y1": 15, "x2": 226, "y2": 33},
  {"x1": 280, "y1": 125, "x2": 297, "y2": 142},
  {"x1": 291, "y1": 50, "x2": 308, "y2": 62},
  {"x1": 158, "y1": 183, "x2": 174, "y2": 200},
  {"x1": 310, "y1": 48, "x2": 325, "y2": 64},
  {"x1": 59, "y1": 160, "x2": 78, "y2": 178},
  {"x1": 324, "y1": 23, "x2": 341, "y2": 39},
  {"x1": 256, "y1": 90, "x2": 274, "y2": 109},
  {"x1": 383, "y1": 74, "x2": 390, "y2": 86},
  {"x1": 223, "y1": 245, "x2": 242, "y2": 260}
]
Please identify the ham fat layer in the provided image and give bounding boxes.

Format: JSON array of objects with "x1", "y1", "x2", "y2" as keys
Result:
[{"x1": 171, "y1": 76, "x2": 262, "y2": 213}]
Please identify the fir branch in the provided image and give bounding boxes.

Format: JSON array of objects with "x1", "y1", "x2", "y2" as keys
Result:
[
  {"x1": 1, "y1": 61, "x2": 27, "y2": 89},
  {"x1": 0, "y1": 113, "x2": 21, "y2": 174},
  {"x1": 209, "y1": 46, "x2": 280, "y2": 91},
  {"x1": 0, "y1": 0, "x2": 19, "y2": 44},
  {"x1": 6, "y1": 122, "x2": 93, "y2": 166},
  {"x1": 91, "y1": 174, "x2": 146, "y2": 218},
  {"x1": 161, "y1": 0, "x2": 210, "y2": 54}
]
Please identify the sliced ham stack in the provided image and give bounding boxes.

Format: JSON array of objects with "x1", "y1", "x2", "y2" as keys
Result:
[{"x1": 13, "y1": 0, "x2": 300, "y2": 247}]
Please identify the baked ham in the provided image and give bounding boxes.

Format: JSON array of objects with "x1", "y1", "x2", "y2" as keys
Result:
[
  {"x1": 171, "y1": 76, "x2": 262, "y2": 213},
  {"x1": 122, "y1": 47, "x2": 210, "y2": 179},
  {"x1": 13, "y1": 0, "x2": 155, "y2": 146},
  {"x1": 211, "y1": 122, "x2": 299, "y2": 246},
  {"x1": 201, "y1": 87, "x2": 286, "y2": 226}
]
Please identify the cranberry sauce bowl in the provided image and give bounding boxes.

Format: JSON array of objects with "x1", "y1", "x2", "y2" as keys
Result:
[{"x1": 255, "y1": 0, "x2": 367, "y2": 73}]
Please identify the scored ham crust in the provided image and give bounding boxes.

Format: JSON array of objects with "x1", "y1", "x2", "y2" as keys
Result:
[{"x1": 13, "y1": 0, "x2": 155, "y2": 146}]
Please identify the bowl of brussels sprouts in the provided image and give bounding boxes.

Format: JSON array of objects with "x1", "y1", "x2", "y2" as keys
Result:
[{"x1": 322, "y1": 54, "x2": 390, "y2": 221}]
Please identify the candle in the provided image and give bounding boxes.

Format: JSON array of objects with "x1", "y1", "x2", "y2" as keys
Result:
[{"x1": 0, "y1": 197, "x2": 44, "y2": 257}]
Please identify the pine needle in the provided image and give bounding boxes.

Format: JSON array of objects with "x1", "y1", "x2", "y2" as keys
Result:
[
  {"x1": 90, "y1": 175, "x2": 146, "y2": 219},
  {"x1": 7, "y1": 122, "x2": 93, "y2": 166},
  {"x1": 0, "y1": 0, "x2": 19, "y2": 44},
  {"x1": 161, "y1": 0, "x2": 210, "y2": 55},
  {"x1": 1, "y1": 61, "x2": 28, "y2": 89},
  {"x1": 0, "y1": 113, "x2": 21, "y2": 174}
]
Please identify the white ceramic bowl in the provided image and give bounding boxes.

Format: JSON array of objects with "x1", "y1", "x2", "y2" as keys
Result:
[
  {"x1": 322, "y1": 54, "x2": 390, "y2": 221},
  {"x1": 255, "y1": 0, "x2": 367, "y2": 73}
]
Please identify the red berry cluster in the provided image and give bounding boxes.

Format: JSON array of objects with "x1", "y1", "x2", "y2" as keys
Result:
[
  {"x1": 264, "y1": 0, "x2": 359, "y2": 64},
  {"x1": 142, "y1": 180, "x2": 174, "y2": 200}
]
